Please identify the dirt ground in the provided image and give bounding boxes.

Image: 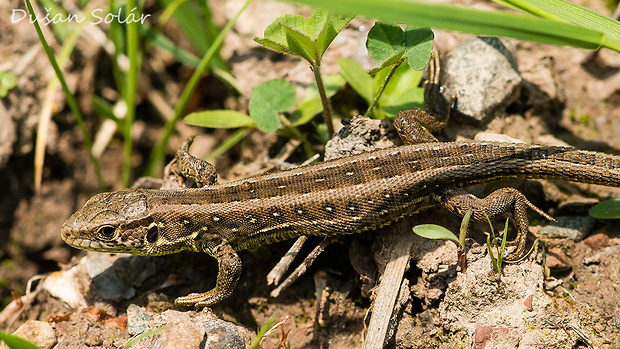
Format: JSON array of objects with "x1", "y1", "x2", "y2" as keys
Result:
[{"x1": 2, "y1": 0, "x2": 620, "y2": 348}]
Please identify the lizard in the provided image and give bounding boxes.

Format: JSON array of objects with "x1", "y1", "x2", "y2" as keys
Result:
[{"x1": 61, "y1": 54, "x2": 620, "y2": 308}]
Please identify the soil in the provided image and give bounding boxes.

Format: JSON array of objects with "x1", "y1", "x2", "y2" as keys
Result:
[{"x1": 2, "y1": 0, "x2": 620, "y2": 348}]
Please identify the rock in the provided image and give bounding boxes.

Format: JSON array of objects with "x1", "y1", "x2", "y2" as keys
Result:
[
  {"x1": 473, "y1": 324, "x2": 519, "y2": 349},
  {"x1": 324, "y1": 115, "x2": 401, "y2": 160},
  {"x1": 127, "y1": 304, "x2": 153, "y2": 336},
  {"x1": 583, "y1": 232, "x2": 609, "y2": 251},
  {"x1": 12, "y1": 320, "x2": 57, "y2": 349},
  {"x1": 546, "y1": 248, "x2": 571, "y2": 272},
  {"x1": 474, "y1": 132, "x2": 525, "y2": 144},
  {"x1": 85, "y1": 253, "x2": 157, "y2": 302},
  {"x1": 202, "y1": 317, "x2": 247, "y2": 349},
  {"x1": 443, "y1": 37, "x2": 522, "y2": 121},
  {"x1": 537, "y1": 216, "x2": 596, "y2": 241},
  {"x1": 127, "y1": 307, "x2": 248, "y2": 349},
  {"x1": 42, "y1": 268, "x2": 88, "y2": 310},
  {"x1": 523, "y1": 293, "x2": 534, "y2": 312},
  {"x1": 44, "y1": 252, "x2": 157, "y2": 309}
]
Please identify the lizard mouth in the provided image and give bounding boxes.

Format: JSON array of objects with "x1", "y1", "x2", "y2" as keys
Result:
[
  {"x1": 62, "y1": 235, "x2": 105, "y2": 251},
  {"x1": 62, "y1": 233, "x2": 135, "y2": 253}
]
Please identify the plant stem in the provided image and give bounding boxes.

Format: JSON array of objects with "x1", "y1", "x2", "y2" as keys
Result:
[
  {"x1": 364, "y1": 57, "x2": 404, "y2": 118},
  {"x1": 145, "y1": 0, "x2": 253, "y2": 176},
  {"x1": 312, "y1": 63, "x2": 335, "y2": 139}
]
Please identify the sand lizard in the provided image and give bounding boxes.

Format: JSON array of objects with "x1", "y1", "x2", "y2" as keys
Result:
[{"x1": 60, "y1": 57, "x2": 620, "y2": 308}]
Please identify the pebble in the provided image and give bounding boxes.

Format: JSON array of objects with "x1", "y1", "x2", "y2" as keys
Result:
[{"x1": 443, "y1": 37, "x2": 522, "y2": 121}]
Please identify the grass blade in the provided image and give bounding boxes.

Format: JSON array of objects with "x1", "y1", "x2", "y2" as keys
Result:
[
  {"x1": 122, "y1": 1, "x2": 142, "y2": 187},
  {"x1": 24, "y1": 0, "x2": 106, "y2": 190},
  {"x1": 497, "y1": 0, "x2": 620, "y2": 48},
  {"x1": 0, "y1": 331, "x2": 40, "y2": 349},
  {"x1": 145, "y1": 0, "x2": 253, "y2": 176},
  {"x1": 290, "y1": 0, "x2": 610, "y2": 50}
]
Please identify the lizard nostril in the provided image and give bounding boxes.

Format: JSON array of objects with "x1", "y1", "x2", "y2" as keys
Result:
[{"x1": 60, "y1": 226, "x2": 69, "y2": 240}]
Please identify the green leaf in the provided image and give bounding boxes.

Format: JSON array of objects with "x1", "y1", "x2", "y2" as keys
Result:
[
  {"x1": 290, "y1": 99, "x2": 323, "y2": 126},
  {"x1": 459, "y1": 210, "x2": 472, "y2": 248},
  {"x1": 589, "y1": 199, "x2": 620, "y2": 219},
  {"x1": 337, "y1": 58, "x2": 374, "y2": 103},
  {"x1": 255, "y1": 10, "x2": 352, "y2": 63},
  {"x1": 253, "y1": 37, "x2": 293, "y2": 55},
  {"x1": 249, "y1": 315, "x2": 276, "y2": 349},
  {"x1": 367, "y1": 22, "x2": 405, "y2": 64},
  {"x1": 256, "y1": 14, "x2": 318, "y2": 63},
  {"x1": 404, "y1": 26, "x2": 434, "y2": 70},
  {"x1": 0, "y1": 331, "x2": 41, "y2": 349},
  {"x1": 486, "y1": 234, "x2": 499, "y2": 272},
  {"x1": 250, "y1": 79, "x2": 297, "y2": 133},
  {"x1": 259, "y1": 15, "x2": 303, "y2": 51},
  {"x1": 412, "y1": 224, "x2": 460, "y2": 246},
  {"x1": 315, "y1": 11, "x2": 353, "y2": 57},
  {"x1": 281, "y1": 24, "x2": 317, "y2": 62},
  {"x1": 306, "y1": 9, "x2": 330, "y2": 40},
  {"x1": 0, "y1": 71, "x2": 17, "y2": 97},
  {"x1": 185, "y1": 110, "x2": 254, "y2": 128}
]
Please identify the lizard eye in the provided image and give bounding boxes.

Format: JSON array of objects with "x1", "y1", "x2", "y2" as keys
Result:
[{"x1": 97, "y1": 225, "x2": 117, "y2": 240}]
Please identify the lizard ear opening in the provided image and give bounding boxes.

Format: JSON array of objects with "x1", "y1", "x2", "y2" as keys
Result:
[{"x1": 146, "y1": 225, "x2": 158, "y2": 244}]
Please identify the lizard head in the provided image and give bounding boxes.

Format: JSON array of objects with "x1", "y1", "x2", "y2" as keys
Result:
[{"x1": 61, "y1": 189, "x2": 158, "y2": 256}]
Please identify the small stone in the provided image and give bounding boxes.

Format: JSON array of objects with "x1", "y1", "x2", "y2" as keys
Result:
[
  {"x1": 523, "y1": 294, "x2": 534, "y2": 312},
  {"x1": 537, "y1": 216, "x2": 596, "y2": 242},
  {"x1": 544, "y1": 278, "x2": 563, "y2": 291},
  {"x1": 474, "y1": 324, "x2": 519, "y2": 349},
  {"x1": 324, "y1": 115, "x2": 400, "y2": 160},
  {"x1": 546, "y1": 248, "x2": 571, "y2": 272},
  {"x1": 583, "y1": 253, "x2": 601, "y2": 266},
  {"x1": 474, "y1": 132, "x2": 525, "y2": 144},
  {"x1": 12, "y1": 320, "x2": 57, "y2": 349},
  {"x1": 84, "y1": 327, "x2": 103, "y2": 346},
  {"x1": 583, "y1": 232, "x2": 609, "y2": 251},
  {"x1": 202, "y1": 317, "x2": 246, "y2": 349},
  {"x1": 443, "y1": 37, "x2": 522, "y2": 122},
  {"x1": 127, "y1": 304, "x2": 153, "y2": 336}
]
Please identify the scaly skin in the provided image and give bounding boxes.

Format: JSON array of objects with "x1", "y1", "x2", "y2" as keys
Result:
[{"x1": 61, "y1": 137, "x2": 620, "y2": 306}]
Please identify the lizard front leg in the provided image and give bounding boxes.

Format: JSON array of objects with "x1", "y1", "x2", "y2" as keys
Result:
[
  {"x1": 394, "y1": 50, "x2": 452, "y2": 145},
  {"x1": 175, "y1": 242, "x2": 242, "y2": 308}
]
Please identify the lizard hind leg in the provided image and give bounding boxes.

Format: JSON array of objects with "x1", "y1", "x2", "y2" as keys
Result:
[
  {"x1": 431, "y1": 186, "x2": 555, "y2": 261},
  {"x1": 175, "y1": 136, "x2": 218, "y2": 187}
]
